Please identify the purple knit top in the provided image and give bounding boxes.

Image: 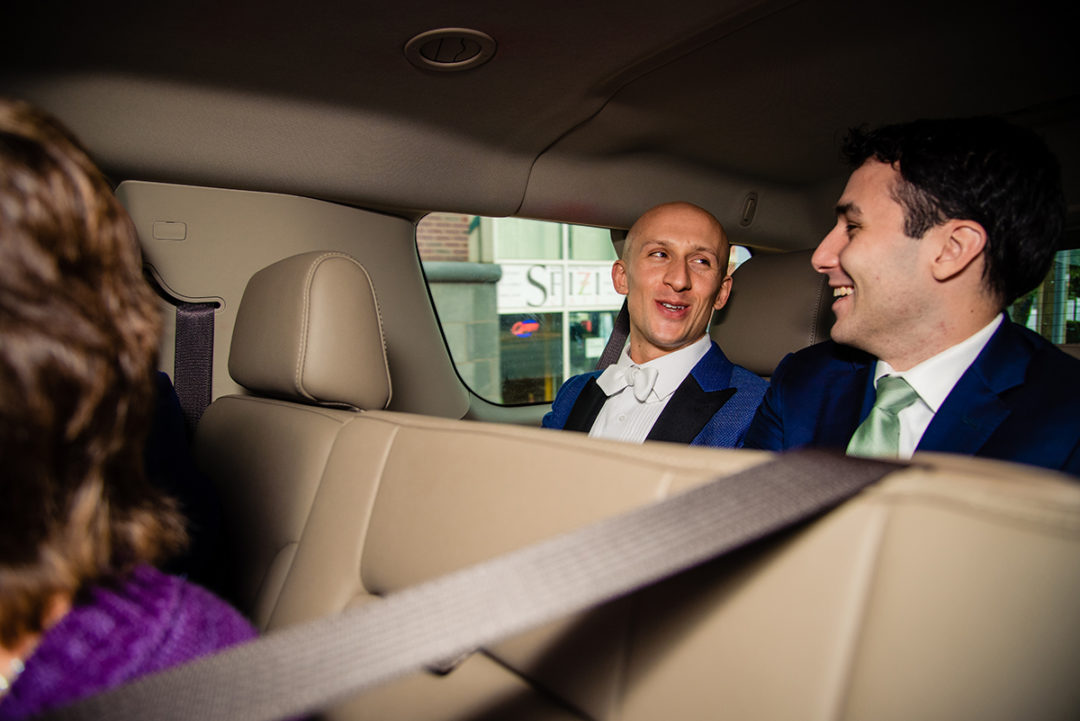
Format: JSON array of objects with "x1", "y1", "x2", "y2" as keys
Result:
[{"x1": 0, "y1": 565, "x2": 256, "y2": 719}]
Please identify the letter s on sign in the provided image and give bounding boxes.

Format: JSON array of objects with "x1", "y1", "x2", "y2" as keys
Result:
[{"x1": 526, "y1": 265, "x2": 549, "y2": 307}]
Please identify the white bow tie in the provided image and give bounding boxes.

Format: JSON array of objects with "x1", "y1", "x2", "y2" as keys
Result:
[{"x1": 596, "y1": 364, "x2": 659, "y2": 402}]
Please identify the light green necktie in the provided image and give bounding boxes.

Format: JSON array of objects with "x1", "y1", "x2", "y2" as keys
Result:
[{"x1": 846, "y1": 375, "x2": 920, "y2": 458}]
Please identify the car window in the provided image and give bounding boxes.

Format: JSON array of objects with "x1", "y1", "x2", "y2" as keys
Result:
[
  {"x1": 418, "y1": 213, "x2": 749, "y2": 405},
  {"x1": 1008, "y1": 249, "x2": 1079, "y2": 343}
]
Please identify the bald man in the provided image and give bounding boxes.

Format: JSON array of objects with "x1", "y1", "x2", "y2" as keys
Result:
[{"x1": 542, "y1": 201, "x2": 767, "y2": 446}]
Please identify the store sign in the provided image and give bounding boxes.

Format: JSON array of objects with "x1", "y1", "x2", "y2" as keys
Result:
[
  {"x1": 510, "y1": 320, "x2": 541, "y2": 337},
  {"x1": 497, "y1": 261, "x2": 623, "y2": 313}
]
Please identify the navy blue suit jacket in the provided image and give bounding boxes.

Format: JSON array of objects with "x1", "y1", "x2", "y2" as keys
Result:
[
  {"x1": 743, "y1": 320, "x2": 1080, "y2": 475},
  {"x1": 542, "y1": 342, "x2": 768, "y2": 447}
]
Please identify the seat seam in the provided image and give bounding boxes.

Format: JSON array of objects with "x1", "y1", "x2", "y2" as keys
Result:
[
  {"x1": 260, "y1": 408, "x2": 354, "y2": 628},
  {"x1": 875, "y1": 489, "x2": 1080, "y2": 535},
  {"x1": 822, "y1": 499, "x2": 891, "y2": 721},
  {"x1": 357, "y1": 420, "x2": 402, "y2": 595},
  {"x1": 357, "y1": 411, "x2": 764, "y2": 472}
]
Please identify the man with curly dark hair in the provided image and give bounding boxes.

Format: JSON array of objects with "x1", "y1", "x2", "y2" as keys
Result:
[{"x1": 745, "y1": 116, "x2": 1080, "y2": 474}]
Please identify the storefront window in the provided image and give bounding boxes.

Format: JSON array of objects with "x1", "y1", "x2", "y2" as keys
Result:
[
  {"x1": 419, "y1": 213, "x2": 748, "y2": 405},
  {"x1": 1008, "y1": 249, "x2": 1080, "y2": 343}
]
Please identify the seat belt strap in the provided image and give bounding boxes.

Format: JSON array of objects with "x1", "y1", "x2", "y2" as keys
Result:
[
  {"x1": 173, "y1": 302, "x2": 216, "y2": 433},
  {"x1": 42, "y1": 450, "x2": 898, "y2": 721},
  {"x1": 596, "y1": 299, "x2": 629, "y2": 369}
]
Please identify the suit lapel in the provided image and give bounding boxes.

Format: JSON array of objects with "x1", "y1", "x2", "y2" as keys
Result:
[
  {"x1": 918, "y1": 321, "x2": 1026, "y2": 454},
  {"x1": 647, "y1": 379, "x2": 736, "y2": 443},
  {"x1": 647, "y1": 343, "x2": 735, "y2": 443},
  {"x1": 563, "y1": 378, "x2": 607, "y2": 433},
  {"x1": 814, "y1": 350, "x2": 874, "y2": 449},
  {"x1": 920, "y1": 382, "x2": 1010, "y2": 454}
]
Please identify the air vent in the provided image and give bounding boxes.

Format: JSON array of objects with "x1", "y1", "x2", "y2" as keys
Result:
[{"x1": 404, "y1": 28, "x2": 496, "y2": 72}]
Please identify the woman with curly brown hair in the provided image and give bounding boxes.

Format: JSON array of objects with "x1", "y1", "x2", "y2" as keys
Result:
[{"x1": 0, "y1": 98, "x2": 255, "y2": 719}]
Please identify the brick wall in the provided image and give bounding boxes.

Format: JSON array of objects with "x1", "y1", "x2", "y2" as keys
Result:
[{"x1": 417, "y1": 212, "x2": 472, "y2": 262}]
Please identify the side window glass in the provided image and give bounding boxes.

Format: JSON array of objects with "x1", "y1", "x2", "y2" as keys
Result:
[
  {"x1": 418, "y1": 213, "x2": 748, "y2": 405},
  {"x1": 1008, "y1": 249, "x2": 1079, "y2": 343},
  {"x1": 729, "y1": 245, "x2": 752, "y2": 274}
]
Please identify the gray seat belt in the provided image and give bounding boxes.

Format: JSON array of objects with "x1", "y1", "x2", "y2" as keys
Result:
[
  {"x1": 42, "y1": 450, "x2": 898, "y2": 721},
  {"x1": 595, "y1": 299, "x2": 629, "y2": 369},
  {"x1": 595, "y1": 228, "x2": 629, "y2": 370},
  {"x1": 173, "y1": 302, "x2": 217, "y2": 434}
]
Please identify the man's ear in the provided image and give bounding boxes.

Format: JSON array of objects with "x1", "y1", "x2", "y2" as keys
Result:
[
  {"x1": 712, "y1": 274, "x2": 733, "y2": 310},
  {"x1": 931, "y1": 220, "x2": 987, "y2": 282},
  {"x1": 611, "y1": 259, "x2": 629, "y2": 295}
]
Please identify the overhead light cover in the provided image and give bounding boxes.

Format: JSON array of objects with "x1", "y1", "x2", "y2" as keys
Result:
[{"x1": 404, "y1": 28, "x2": 496, "y2": 72}]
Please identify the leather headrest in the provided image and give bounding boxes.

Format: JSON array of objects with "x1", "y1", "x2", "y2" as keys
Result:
[
  {"x1": 711, "y1": 249, "x2": 832, "y2": 377},
  {"x1": 229, "y1": 251, "x2": 391, "y2": 410}
]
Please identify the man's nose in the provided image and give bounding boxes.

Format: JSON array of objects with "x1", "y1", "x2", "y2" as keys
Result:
[
  {"x1": 812, "y1": 226, "x2": 843, "y2": 275},
  {"x1": 664, "y1": 260, "x2": 691, "y2": 290}
]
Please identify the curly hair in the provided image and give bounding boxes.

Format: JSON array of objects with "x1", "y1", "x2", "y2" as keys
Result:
[
  {"x1": 0, "y1": 99, "x2": 185, "y2": 645},
  {"x1": 842, "y1": 117, "x2": 1065, "y2": 306}
]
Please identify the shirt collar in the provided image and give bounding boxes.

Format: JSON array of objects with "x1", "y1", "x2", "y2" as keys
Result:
[
  {"x1": 615, "y1": 334, "x2": 711, "y2": 401},
  {"x1": 874, "y1": 313, "x2": 1003, "y2": 412}
]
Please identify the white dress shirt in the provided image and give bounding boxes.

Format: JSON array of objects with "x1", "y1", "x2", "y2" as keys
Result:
[
  {"x1": 589, "y1": 335, "x2": 712, "y2": 443},
  {"x1": 872, "y1": 313, "x2": 1003, "y2": 458}
]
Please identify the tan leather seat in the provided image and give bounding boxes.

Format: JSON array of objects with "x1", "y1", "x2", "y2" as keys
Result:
[
  {"x1": 195, "y1": 250, "x2": 391, "y2": 624},
  {"x1": 195, "y1": 250, "x2": 1080, "y2": 721},
  {"x1": 712, "y1": 249, "x2": 832, "y2": 378}
]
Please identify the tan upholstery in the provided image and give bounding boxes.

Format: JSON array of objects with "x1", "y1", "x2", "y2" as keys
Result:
[
  {"x1": 195, "y1": 250, "x2": 1080, "y2": 720},
  {"x1": 712, "y1": 249, "x2": 831, "y2": 377},
  {"x1": 197, "y1": 250, "x2": 390, "y2": 621},
  {"x1": 199, "y1": 406, "x2": 1080, "y2": 721},
  {"x1": 229, "y1": 250, "x2": 391, "y2": 410}
]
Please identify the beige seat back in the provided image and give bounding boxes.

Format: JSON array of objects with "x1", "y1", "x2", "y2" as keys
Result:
[
  {"x1": 195, "y1": 250, "x2": 390, "y2": 624},
  {"x1": 195, "y1": 251, "x2": 1080, "y2": 721},
  {"x1": 712, "y1": 249, "x2": 832, "y2": 377}
]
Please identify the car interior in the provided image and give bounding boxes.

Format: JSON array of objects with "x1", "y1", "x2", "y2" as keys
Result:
[{"x1": 4, "y1": 1, "x2": 1080, "y2": 719}]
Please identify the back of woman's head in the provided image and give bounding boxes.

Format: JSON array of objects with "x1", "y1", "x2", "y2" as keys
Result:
[{"x1": 0, "y1": 99, "x2": 184, "y2": 645}]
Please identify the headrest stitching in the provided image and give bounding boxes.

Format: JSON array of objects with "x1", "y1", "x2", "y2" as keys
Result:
[
  {"x1": 295, "y1": 251, "x2": 349, "y2": 401},
  {"x1": 354, "y1": 259, "x2": 393, "y2": 408}
]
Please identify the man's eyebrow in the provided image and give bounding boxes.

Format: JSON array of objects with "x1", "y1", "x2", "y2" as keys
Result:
[
  {"x1": 669, "y1": 240, "x2": 721, "y2": 258},
  {"x1": 639, "y1": 238, "x2": 721, "y2": 258},
  {"x1": 835, "y1": 201, "x2": 862, "y2": 218}
]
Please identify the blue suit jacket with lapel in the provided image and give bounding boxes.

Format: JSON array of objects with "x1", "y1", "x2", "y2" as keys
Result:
[
  {"x1": 743, "y1": 320, "x2": 1080, "y2": 475},
  {"x1": 541, "y1": 341, "x2": 768, "y2": 447}
]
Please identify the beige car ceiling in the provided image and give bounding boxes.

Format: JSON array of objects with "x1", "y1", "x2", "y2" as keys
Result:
[{"x1": 2, "y1": 0, "x2": 1077, "y2": 250}]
